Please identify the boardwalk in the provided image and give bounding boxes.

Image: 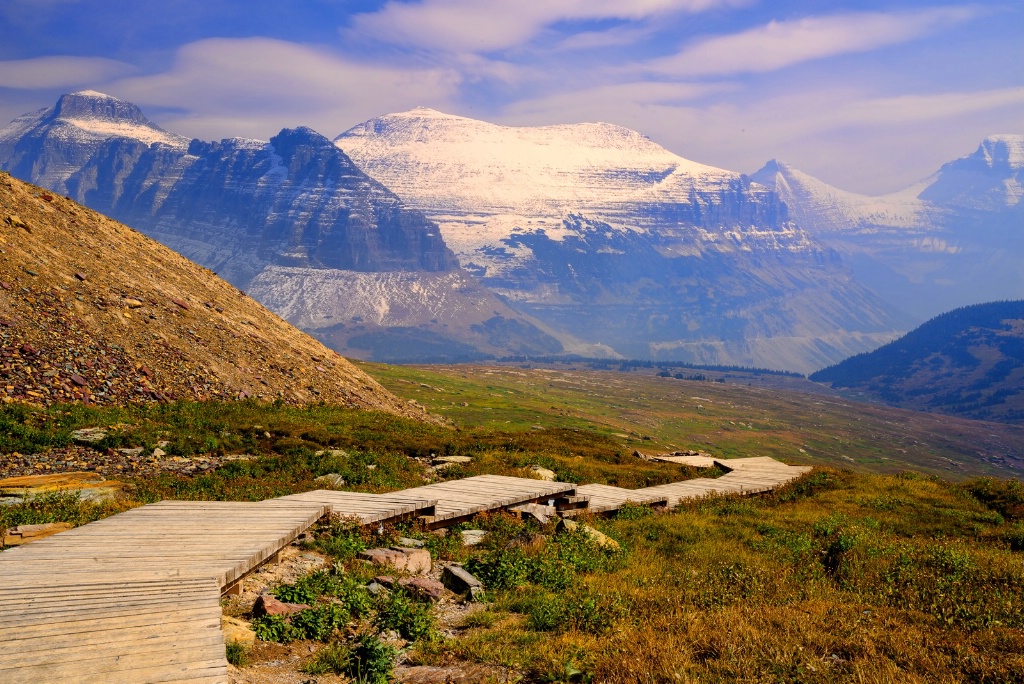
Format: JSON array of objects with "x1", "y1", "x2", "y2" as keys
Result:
[
  {"x1": 271, "y1": 490, "x2": 437, "y2": 525},
  {"x1": 0, "y1": 458, "x2": 810, "y2": 682},
  {"x1": 382, "y1": 474, "x2": 577, "y2": 527},
  {"x1": 0, "y1": 500, "x2": 327, "y2": 684},
  {"x1": 572, "y1": 484, "x2": 668, "y2": 514},
  {"x1": 639, "y1": 457, "x2": 813, "y2": 506}
]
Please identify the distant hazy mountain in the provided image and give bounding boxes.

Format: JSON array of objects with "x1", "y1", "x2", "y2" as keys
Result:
[
  {"x1": 811, "y1": 301, "x2": 1024, "y2": 423},
  {"x1": 751, "y1": 135, "x2": 1024, "y2": 320},
  {"x1": 0, "y1": 92, "x2": 564, "y2": 361},
  {"x1": 336, "y1": 108, "x2": 908, "y2": 373}
]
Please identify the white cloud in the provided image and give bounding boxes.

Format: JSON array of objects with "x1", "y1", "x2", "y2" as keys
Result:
[
  {"x1": 105, "y1": 38, "x2": 461, "y2": 140},
  {"x1": 650, "y1": 6, "x2": 980, "y2": 76},
  {"x1": 500, "y1": 82, "x2": 1024, "y2": 194},
  {"x1": 0, "y1": 56, "x2": 134, "y2": 89},
  {"x1": 347, "y1": 0, "x2": 748, "y2": 53}
]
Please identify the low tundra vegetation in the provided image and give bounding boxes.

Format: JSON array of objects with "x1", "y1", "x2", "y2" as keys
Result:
[{"x1": 420, "y1": 470, "x2": 1024, "y2": 683}]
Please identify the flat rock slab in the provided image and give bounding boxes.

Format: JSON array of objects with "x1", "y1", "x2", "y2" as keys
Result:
[
  {"x1": 358, "y1": 547, "x2": 431, "y2": 574},
  {"x1": 460, "y1": 530, "x2": 486, "y2": 546},
  {"x1": 399, "y1": 577, "x2": 445, "y2": 601}
]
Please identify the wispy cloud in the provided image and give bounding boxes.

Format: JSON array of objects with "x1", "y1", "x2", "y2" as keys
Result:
[
  {"x1": 649, "y1": 6, "x2": 980, "y2": 76},
  {"x1": 0, "y1": 56, "x2": 134, "y2": 89},
  {"x1": 346, "y1": 0, "x2": 749, "y2": 54},
  {"x1": 106, "y1": 38, "x2": 461, "y2": 140}
]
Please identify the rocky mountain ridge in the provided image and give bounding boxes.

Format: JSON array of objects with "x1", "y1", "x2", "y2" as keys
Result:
[
  {"x1": 336, "y1": 108, "x2": 909, "y2": 372},
  {"x1": 751, "y1": 135, "x2": 1024, "y2": 321}
]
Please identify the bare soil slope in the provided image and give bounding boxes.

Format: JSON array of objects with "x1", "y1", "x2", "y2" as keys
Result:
[{"x1": 0, "y1": 172, "x2": 426, "y2": 418}]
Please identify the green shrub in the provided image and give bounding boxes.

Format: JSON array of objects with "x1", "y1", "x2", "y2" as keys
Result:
[
  {"x1": 348, "y1": 634, "x2": 397, "y2": 684},
  {"x1": 252, "y1": 614, "x2": 300, "y2": 643},
  {"x1": 615, "y1": 502, "x2": 653, "y2": 520},
  {"x1": 225, "y1": 641, "x2": 249, "y2": 667},
  {"x1": 290, "y1": 603, "x2": 349, "y2": 642},
  {"x1": 253, "y1": 603, "x2": 350, "y2": 643},
  {"x1": 272, "y1": 569, "x2": 372, "y2": 618},
  {"x1": 302, "y1": 641, "x2": 351, "y2": 676},
  {"x1": 375, "y1": 589, "x2": 437, "y2": 641}
]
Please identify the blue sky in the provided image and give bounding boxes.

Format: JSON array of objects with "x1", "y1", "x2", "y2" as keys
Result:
[{"x1": 0, "y1": 0, "x2": 1021, "y2": 194}]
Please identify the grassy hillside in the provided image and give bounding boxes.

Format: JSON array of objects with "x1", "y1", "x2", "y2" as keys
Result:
[
  {"x1": 1, "y1": 377, "x2": 1023, "y2": 682},
  {"x1": 358, "y1": 362, "x2": 1024, "y2": 479},
  {"x1": 811, "y1": 301, "x2": 1024, "y2": 423}
]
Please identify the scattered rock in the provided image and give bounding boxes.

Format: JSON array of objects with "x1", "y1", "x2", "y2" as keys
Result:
[
  {"x1": 74, "y1": 272, "x2": 86, "y2": 281},
  {"x1": 221, "y1": 615, "x2": 256, "y2": 646},
  {"x1": 6, "y1": 215, "x2": 29, "y2": 231},
  {"x1": 358, "y1": 547, "x2": 431, "y2": 574},
  {"x1": 399, "y1": 577, "x2": 446, "y2": 602},
  {"x1": 70, "y1": 427, "x2": 107, "y2": 443},
  {"x1": 2, "y1": 522, "x2": 73, "y2": 546},
  {"x1": 441, "y1": 565, "x2": 485, "y2": 599},
  {"x1": 314, "y1": 473, "x2": 347, "y2": 488},
  {"x1": 431, "y1": 455, "x2": 471, "y2": 466},
  {"x1": 252, "y1": 594, "x2": 310, "y2": 618},
  {"x1": 398, "y1": 536, "x2": 425, "y2": 548},
  {"x1": 460, "y1": 530, "x2": 487, "y2": 546},
  {"x1": 510, "y1": 503, "x2": 555, "y2": 525},
  {"x1": 123, "y1": 298, "x2": 144, "y2": 309},
  {"x1": 152, "y1": 447, "x2": 166, "y2": 457},
  {"x1": 558, "y1": 519, "x2": 620, "y2": 551},
  {"x1": 527, "y1": 465, "x2": 556, "y2": 481},
  {"x1": 171, "y1": 297, "x2": 190, "y2": 310},
  {"x1": 367, "y1": 581, "x2": 385, "y2": 596}
]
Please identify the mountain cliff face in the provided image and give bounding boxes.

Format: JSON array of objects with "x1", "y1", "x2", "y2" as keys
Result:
[
  {"x1": 752, "y1": 135, "x2": 1024, "y2": 321},
  {"x1": 336, "y1": 108, "x2": 908, "y2": 372},
  {"x1": 0, "y1": 93, "x2": 563, "y2": 362},
  {"x1": 0, "y1": 91, "x2": 189, "y2": 195}
]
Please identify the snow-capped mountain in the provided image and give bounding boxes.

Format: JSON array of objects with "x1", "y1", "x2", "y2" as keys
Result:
[
  {"x1": 336, "y1": 108, "x2": 908, "y2": 372},
  {"x1": 0, "y1": 91, "x2": 188, "y2": 194},
  {"x1": 751, "y1": 135, "x2": 1024, "y2": 320},
  {"x1": 0, "y1": 94, "x2": 566, "y2": 361}
]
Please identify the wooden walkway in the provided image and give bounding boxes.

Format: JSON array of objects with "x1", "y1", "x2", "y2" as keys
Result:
[
  {"x1": 0, "y1": 500, "x2": 327, "y2": 683},
  {"x1": 0, "y1": 458, "x2": 810, "y2": 682},
  {"x1": 639, "y1": 457, "x2": 812, "y2": 506},
  {"x1": 380, "y1": 474, "x2": 577, "y2": 527},
  {"x1": 572, "y1": 484, "x2": 668, "y2": 514},
  {"x1": 271, "y1": 491, "x2": 437, "y2": 525}
]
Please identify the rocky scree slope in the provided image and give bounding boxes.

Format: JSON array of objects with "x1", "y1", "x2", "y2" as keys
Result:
[
  {"x1": 811, "y1": 300, "x2": 1024, "y2": 424},
  {"x1": 0, "y1": 172, "x2": 429, "y2": 418},
  {"x1": 337, "y1": 108, "x2": 909, "y2": 373},
  {"x1": 751, "y1": 135, "x2": 1024, "y2": 321}
]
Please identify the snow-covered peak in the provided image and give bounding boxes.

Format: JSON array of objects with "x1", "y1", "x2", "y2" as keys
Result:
[
  {"x1": 70, "y1": 89, "x2": 116, "y2": 99},
  {"x1": 43, "y1": 91, "x2": 190, "y2": 149},
  {"x1": 974, "y1": 135, "x2": 1024, "y2": 170},
  {"x1": 751, "y1": 159, "x2": 929, "y2": 232},
  {"x1": 336, "y1": 108, "x2": 737, "y2": 227}
]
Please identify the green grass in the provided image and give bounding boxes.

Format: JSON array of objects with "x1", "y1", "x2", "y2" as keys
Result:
[
  {"x1": 358, "y1": 362, "x2": 1024, "y2": 479},
  {"x1": 419, "y1": 469, "x2": 1024, "y2": 682},
  {"x1": 3, "y1": 366, "x2": 1024, "y2": 680}
]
